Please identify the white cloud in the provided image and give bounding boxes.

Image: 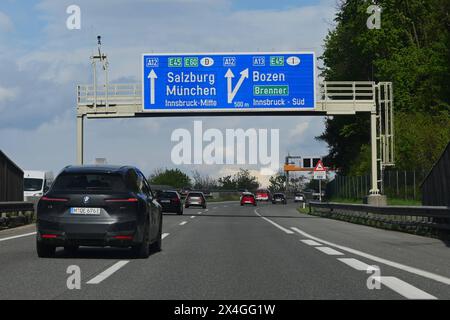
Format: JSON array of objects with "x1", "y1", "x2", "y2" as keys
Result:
[
  {"x1": 0, "y1": 112, "x2": 75, "y2": 172},
  {"x1": 17, "y1": 49, "x2": 90, "y2": 84},
  {"x1": 0, "y1": 11, "x2": 13, "y2": 32},
  {"x1": 0, "y1": 86, "x2": 19, "y2": 113},
  {"x1": 289, "y1": 121, "x2": 310, "y2": 138},
  {"x1": 22, "y1": 0, "x2": 335, "y2": 82},
  {"x1": 0, "y1": 86, "x2": 19, "y2": 103}
]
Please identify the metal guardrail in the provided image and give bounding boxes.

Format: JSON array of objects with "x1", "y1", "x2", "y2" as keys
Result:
[
  {"x1": 309, "y1": 201, "x2": 450, "y2": 232},
  {"x1": 0, "y1": 202, "x2": 35, "y2": 228},
  {"x1": 77, "y1": 83, "x2": 142, "y2": 106},
  {"x1": 319, "y1": 81, "x2": 375, "y2": 101},
  {"x1": 77, "y1": 81, "x2": 376, "y2": 108},
  {"x1": 0, "y1": 202, "x2": 34, "y2": 213}
]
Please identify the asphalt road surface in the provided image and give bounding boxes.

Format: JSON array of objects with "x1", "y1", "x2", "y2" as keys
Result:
[{"x1": 1, "y1": 201, "x2": 449, "y2": 300}]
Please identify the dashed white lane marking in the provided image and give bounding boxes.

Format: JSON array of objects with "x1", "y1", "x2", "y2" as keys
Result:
[
  {"x1": 376, "y1": 277, "x2": 437, "y2": 300},
  {"x1": 255, "y1": 209, "x2": 294, "y2": 234},
  {"x1": 213, "y1": 207, "x2": 218, "y2": 209},
  {"x1": 0, "y1": 232, "x2": 36, "y2": 242},
  {"x1": 205, "y1": 209, "x2": 209, "y2": 212},
  {"x1": 291, "y1": 227, "x2": 450, "y2": 286},
  {"x1": 301, "y1": 239, "x2": 322, "y2": 246},
  {"x1": 197, "y1": 211, "x2": 202, "y2": 214},
  {"x1": 338, "y1": 258, "x2": 374, "y2": 271},
  {"x1": 162, "y1": 233, "x2": 170, "y2": 239},
  {"x1": 190, "y1": 216, "x2": 195, "y2": 219},
  {"x1": 223, "y1": 205, "x2": 228, "y2": 208},
  {"x1": 179, "y1": 221, "x2": 188, "y2": 226},
  {"x1": 315, "y1": 246, "x2": 344, "y2": 256},
  {"x1": 87, "y1": 260, "x2": 129, "y2": 284}
]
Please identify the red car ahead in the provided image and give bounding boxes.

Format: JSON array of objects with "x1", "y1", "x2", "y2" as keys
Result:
[
  {"x1": 240, "y1": 192, "x2": 257, "y2": 206},
  {"x1": 255, "y1": 189, "x2": 270, "y2": 201}
]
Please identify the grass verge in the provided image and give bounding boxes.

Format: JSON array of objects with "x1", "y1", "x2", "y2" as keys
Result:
[
  {"x1": 328, "y1": 197, "x2": 422, "y2": 206},
  {"x1": 298, "y1": 206, "x2": 445, "y2": 239}
]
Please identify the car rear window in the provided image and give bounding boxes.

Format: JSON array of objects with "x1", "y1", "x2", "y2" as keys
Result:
[
  {"x1": 274, "y1": 194, "x2": 284, "y2": 198},
  {"x1": 52, "y1": 173, "x2": 127, "y2": 192},
  {"x1": 159, "y1": 191, "x2": 177, "y2": 198},
  {"x1": 188, "y1": 193, "x2": 203, "y2": 197}
]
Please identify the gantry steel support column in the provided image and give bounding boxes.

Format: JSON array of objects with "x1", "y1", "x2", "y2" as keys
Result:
[
  {"x1": 77, "y1": 115, "x2": 84, "y2": 165},
  {"x1": 369, "y1": 111, "x2": 379, "y2": 194}
]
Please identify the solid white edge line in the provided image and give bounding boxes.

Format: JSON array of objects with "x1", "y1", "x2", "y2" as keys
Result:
[
  {"x1": 291, "y1": 227, "x2": 450, "y2": 286},
  {"x1": 300, "y1": 239, "x2": 322, "y2": 246},
  {"x1": 376, "y1": 276, "x2": 437, "y2": 300},
  {"x1": 179, "y1": 221, "x2": 188, "y2": 226},
  {"x1": 0, "y1": 232, "x2": 37, "y2": 242},
  {"x1": 86, "y1": 260, "x2": 129, "y2": 284},
  {"x1": 255, "y1": 209, "x2": 294, "y2": 234},
  {"x1": 315, "y1": 246, "x2": 344, "y2": 256},
  {"x1": 162, "y1": 233, "x2": 169, "y2": 239}
]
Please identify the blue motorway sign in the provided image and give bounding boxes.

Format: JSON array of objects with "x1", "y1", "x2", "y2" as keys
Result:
[{"x1": 142, "y1": 52, "x2": 315, "y2": 113}]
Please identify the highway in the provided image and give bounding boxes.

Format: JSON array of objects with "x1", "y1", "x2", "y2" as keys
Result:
[{"x1": 0, "y1": 201, "x2": 449, "y2": 300}]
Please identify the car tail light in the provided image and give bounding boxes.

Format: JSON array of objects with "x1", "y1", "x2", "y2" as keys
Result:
[
  {"x1": 41, "y1": 196, "x2": 68, "y2": 202},
  {"x1": 113, "y1": 235, "x2": 133, "y2": 240},
  {"x1": 42, "y1": 234, "x2": 58, "y2": 239},
  {"x1": 172, "y1": 197, "x2": 180, "y2": 203},
  {"x1": 105, "y1": 198, "x2": 139, "y2": 203}
]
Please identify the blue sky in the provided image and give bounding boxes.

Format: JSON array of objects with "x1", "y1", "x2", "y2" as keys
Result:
[
  {"x1": 231, "y1": 0, "x2": 322, "y2": 10},
  {"x1": 0, "y1": 0, "x2": 337, "y2": 186},
  {"x1": 1, "y1": 0, "x2": 44, "y2": 49}
]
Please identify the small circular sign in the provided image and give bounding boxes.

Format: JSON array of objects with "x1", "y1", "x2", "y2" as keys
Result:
[
  {"x1": 287, "y1": 56, "x2": 301, "y2": 66},
  {"x1": 200, "y1": 57, "x2": 214, "y2": 67}
]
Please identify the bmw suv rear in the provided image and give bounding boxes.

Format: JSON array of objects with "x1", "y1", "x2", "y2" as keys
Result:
[{"x1": 36, "y1": 165, "x2": 162, "y2": 259}]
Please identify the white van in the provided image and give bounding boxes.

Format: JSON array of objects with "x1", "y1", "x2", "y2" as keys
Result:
[{"x1": 24, "y1": 171, "x2": 54, "y2": 201}]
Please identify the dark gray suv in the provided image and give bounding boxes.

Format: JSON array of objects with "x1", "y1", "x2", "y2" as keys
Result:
[{"x1": 36, "y1": 165, "x2": 162, "y2": 258}]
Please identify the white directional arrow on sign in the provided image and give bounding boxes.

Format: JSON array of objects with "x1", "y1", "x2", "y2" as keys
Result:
[
  {"x1": 225, "y1": 69, "x2": 234, "y2": 103},
  {"x1": 148, "y1": 69, "x2": 157, "y2": 105},
  {"x1": 225, "y1": 68, "x2": 249, "y2": 103}
]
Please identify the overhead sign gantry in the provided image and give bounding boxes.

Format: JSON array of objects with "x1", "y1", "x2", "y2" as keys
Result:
[{"x1": 76, "y1": 48, "x2": 394, "y2": 205}]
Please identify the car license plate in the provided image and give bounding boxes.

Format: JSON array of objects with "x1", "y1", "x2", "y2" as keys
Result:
[
  {"x1": 161, "y1": 200, "x2": 170, "y2": 203},
  {"x1": 70, "y1": 207, "x2": 101, "y2": 215}
]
